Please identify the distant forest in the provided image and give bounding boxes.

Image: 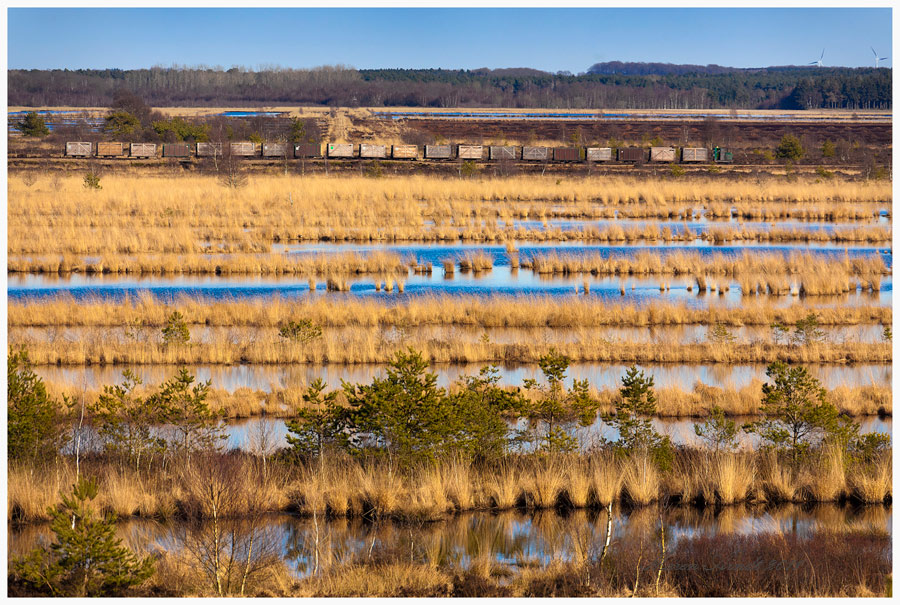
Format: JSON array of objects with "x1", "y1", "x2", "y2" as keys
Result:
[{"x1": 8, "y1": 65, "x2": 892, "y2": 110}]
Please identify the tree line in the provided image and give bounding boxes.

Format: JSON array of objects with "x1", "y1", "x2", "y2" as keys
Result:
[{"x1": 8, "y1": 65, "x2": 891, "y2": 109}]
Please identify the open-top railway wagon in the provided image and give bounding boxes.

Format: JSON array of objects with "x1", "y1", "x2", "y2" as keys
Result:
[
  {"x1": 553, "y1": 147, "x2": 581, "y2": 162},
  {"x1": 650, "y1": 146, "x2": 677, "y2": 162},
  {"x1": 522, "y1": 146, "x2": 550, "y2": 161},
  {"x1": 163, "y1": 143, "x2": 190, "y2": 158},
  {"x1": 359, "y1": 144, "x2": 387, "y2": 159},
  {"x1": 391, "y1": 144, "x2": 418, "y2": 159},
  {"x1": 425, "y1": 144, "x2": 452, "y2": 159},
  {"x1": 681, "y1": 147, "x2": 709, "y2": 162},
  {"x1": 196, "y1": 142, "x2": 223, "y2": 157},
  {"x1": 262, "y1": 143, "x2": 288, "y2": 157},
  {"x1": 294, "y1": 143, "x2": 321, "y2": 158},
  {"x1": 457, "y1": 145, "x2": 484, "y2": 160},
  {"x1": 65, "y1": 142, "x2": 92, "y2": 157},
  {"x1": 130, "y1": 143, "x2": 157, "y2": 158},
  {"x1": 96, "y1": 142, "x2": 125, "y2": 157},
  {"x1": 327, "y1": 143, "x2": 354, "y2": 158},
  {"x1": 586, "y1": 147, "x2": 613, "y2": 162},
  {"x1": 618, "y1": 147, "x2": 646, "y2": 162}
]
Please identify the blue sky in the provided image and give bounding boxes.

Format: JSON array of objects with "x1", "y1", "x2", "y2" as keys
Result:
[{"x1": 7, "y1": 7, "x2": 892, "y2": 72}]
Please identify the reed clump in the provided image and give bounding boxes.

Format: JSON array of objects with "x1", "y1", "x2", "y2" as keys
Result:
[
  {"x1": 9, "y1": 174, "x2": 890, "y2": 261},
  {"x1": 9, "y1": 449, "x2": 890, "y2": 524},
  {"x1": 10, "y1": 294, "x2": 890, "y2": 329},
  {"x1": 13, "y1": 331, "x2": 891, "y2": 366}
]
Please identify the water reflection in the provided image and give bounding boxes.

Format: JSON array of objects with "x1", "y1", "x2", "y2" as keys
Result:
[
  {"x1": 9, "y1": 504, "x2": 891, "y2": 580},
  {"x1": 34, "y1": 361, "x2": 892, "y2": 394},
  {"x1": 11, "y1": 323, "x2": 890, "y2": 348}
]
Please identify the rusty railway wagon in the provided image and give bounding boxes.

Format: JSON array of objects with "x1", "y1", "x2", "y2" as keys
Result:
[
  {"x1": 553, "y1": 147, "x2": 581, "y2": 162},
  {"x1": 618, "y1": 147, "x2": 646, "y2": 163},
  {"x1": 391, "y1": 144, "x2": 418, "y2": 160},
  {"x1": 293, "y1": 143, "x2": 321, "y2": 158},
  {"x1": 196, "y1": 142, "x2": 223, "y2": 157},
  {"x1": 425, "y1": 144, "x2": 452, "y2": 159},
  {"x1": 163, "y1": 143, "x2": 191, "y2": 158},
  {"x1": 96, "y1": 142, "x2": 125, "y2": 157}
]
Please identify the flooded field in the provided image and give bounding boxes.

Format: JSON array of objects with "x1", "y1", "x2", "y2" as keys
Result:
[
  {"x1": 8, "y1": 268, "x2": 892, "y2": 308},
  {"x1": 11, "y1": 322, "x2": 890, "y2": 347},
  {"x1": 8, "y1": 170, "x2": 893, "y2": 597},
  {"x1": 33, "y1": 361, "x2": 891, "y2": 394},
  {"x1": 9, "y1": 503, "x2": 891, "y2": 581},
  {"x1": 221, "y1": 414, "x2": 892, "y2": 452}
]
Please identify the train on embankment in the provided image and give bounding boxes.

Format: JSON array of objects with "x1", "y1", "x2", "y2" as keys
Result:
[{"x1": 65, "y1": 141, "x2": 735, "y2": 164}]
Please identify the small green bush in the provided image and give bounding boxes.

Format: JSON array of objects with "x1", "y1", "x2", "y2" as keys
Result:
[
  {"x1": 104, "y1": 110, "x2": 141, "y2": 136},
  {"x1": 815, "y1": 166, "x2": 834, "y2": 180},
  {"x1": 15, "y1": 111, "x2": 50, "y2": 137},
  {"x1": 460, "y1": 160, "x2": 478, "y2": 179},
  {"x1": 161, "y1": 311, "x2": 190, "y2": 346},
  {"x1": 775, "y1": 134, "x2": 804, "y2": 161},
  {"x1": 279, "y1": 319, "x2": 323, "y2": 343},
  {"x1": 83, "y1": 172, "x2": 102, "y2": 190}
]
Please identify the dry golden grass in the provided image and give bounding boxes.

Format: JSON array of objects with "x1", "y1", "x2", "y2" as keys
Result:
[
  {"x1": 9, "y1": 450, "x2": 891, "y2": 524},
  {"x1": 8, "y1": 174, "x2": 889, "y2": 260},
  {"x1": 803, "y1": 446, "x2": 847, "y2": 502},
  {"x1": 708, "y1": 453, "x2": 756, "y2": 504},
  {"x1": 9, "y1": 220, "x2": 890, "y2": 257},
  {"x1": 10, "y1": 294, "x2": 890, "y2": 329},
  {"x1": 8, "y1": 250, "x2": 413, "y2": 276},
  {"x1": 294, "y1": 562, "x2": 452, "y2": 597},
  {"x1": 13, "y1": 328, "x2": 890, "y2": 366},
  {"x1": 621, "y1": 453, "x2": 660, "y2": 505},
  {"x1": 523, "y1": 249, "x2": 888, "y2": 281},
  {"x1": 848, "y1": 454, "x2": 892, "y2": 503}
]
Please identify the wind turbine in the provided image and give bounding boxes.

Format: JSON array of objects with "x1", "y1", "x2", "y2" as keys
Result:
[
  {"x1": 808, "y1": 49, "x2": 825, "y2": 67},
  {"x1": 871, "y1": 47, "x2": 888, "y2": 68}
]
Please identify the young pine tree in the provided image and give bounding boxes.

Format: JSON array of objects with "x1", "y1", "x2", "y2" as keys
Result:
[
  {"x1": 604, "y1": 365, "x2": 673, "y2": 469},
  {"x1": 519, "y1": 350, "x2": 598, "y2": 454},
  {"x1": 12, "y1": 478, "x2": 155, "y2": 596},
  {"x1": 285, "y1": 378, "x2": 349, "y2": 464},
  {"x1": 8, "y1": 348, "x2": 64, "y2": 461}
]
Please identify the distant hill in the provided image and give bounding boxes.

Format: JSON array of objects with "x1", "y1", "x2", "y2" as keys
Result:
[
  {"x1": 8, "y1": 65, "x2": 891, "y2": 110},
  {"x1": 586, "y1": 61, "x2": 870, "y2": 75},
  {"x1": 588, "y1": 61, "x2": 740, "y2": 76}
]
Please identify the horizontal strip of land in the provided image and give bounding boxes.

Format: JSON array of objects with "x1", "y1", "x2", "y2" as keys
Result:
[
  {"x1": 14, "y1": 337, "x2": 891, "y2": 366},
  {"x1": 8, "y1": 223, "x2": 892, "y2": 256},
  {"x1": 8, "y1": 251, "x2": 890, "y2": 288},
  {"x1": 10, "y1": 296, "x2": 891, "y2": 328},
  {"x1": 9, "y1": 449, "x2": 891, "y2": 524}
]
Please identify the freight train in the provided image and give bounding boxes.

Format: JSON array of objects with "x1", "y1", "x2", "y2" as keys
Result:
[{"x1": 66, "y1": 141, "x2": 735, "y2": 163}]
